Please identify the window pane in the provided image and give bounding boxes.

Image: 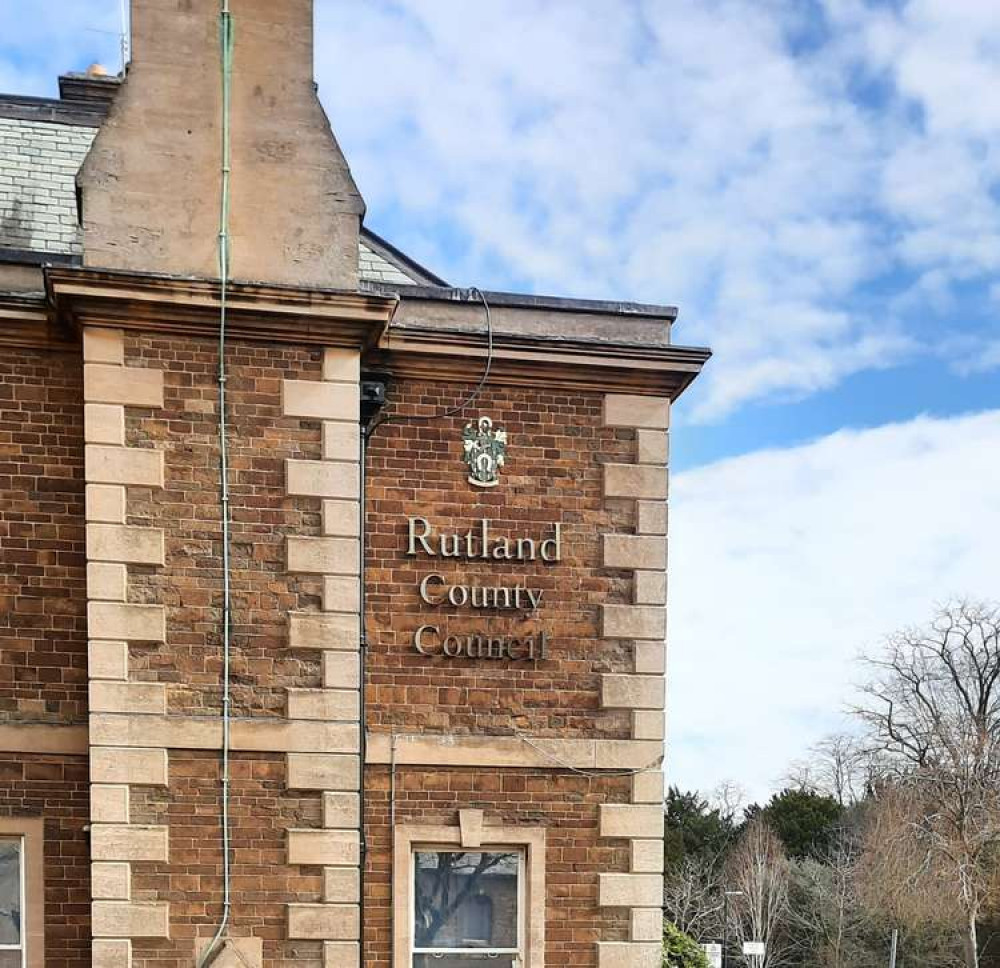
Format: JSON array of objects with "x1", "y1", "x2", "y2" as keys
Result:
[
  {"x1": 413, "y1": 956, "x2": 516, "y2": 968},
  {"x1": 413, "y1": 851, "x2": 519, "y2": 951},
  {"x1": 0, "y1": 840, "x2": 21, "y2": 946},
  {"x1": 0, "y1": 952, "x2": 22, "y2": 968}
]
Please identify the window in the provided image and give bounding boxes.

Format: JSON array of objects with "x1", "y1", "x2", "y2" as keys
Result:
[
  {"x1": 394, "y1": 821, "x2": 545, "y2": 968},
  {"x1": 0, "y1": 819, "x2": 42, "y2": 968},
  {"x1": 0, "y1": 837, "x2": 24, "y2": 968},
  {"x1": 412, "y1": 850, "x2": 521, "y2": 967}
]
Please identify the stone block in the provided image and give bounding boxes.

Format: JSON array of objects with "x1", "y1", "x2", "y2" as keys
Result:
[
  {"x1": 89, "y1": 640, "x2": 129, "y2": 680},
  {"x1": 87, "y1": 523, "x2": 165, "y2": 566},
  {"x1": 636, "y1": 429, "x2": 669, "y2": 464},
  {"x1": 231, "y1": 720, "x2": 359, "y2": 755},
  {"x1": 289, "y1": 611, "x2": 359, "y2": 650},
  {"x1": 287, "y1": 753, "x2": 359, "y2": 791},
  {"x1": 631, "y1": 770, "x2": 665, "y2": 805},
  {"x1": 323, "y1": 576, "x2": 360, "y2": 613},
  {"x1": 632, "y1": 711, "x2": 665, "y2": 742},
  {"x1": 323, "y1": 792, "x2": 361, "y2": 829},
  {"x1": 323, "y1": 348, "x2": 361, "y2": 383},
  {"x1": 598, "y1": 873, "x2": 664, "y2": 908},
  {"x1": 88, "y1": 602, "x2": 166, "y2": 642},
  {"x1": 602, "y1": 605, "x2": 665, "y2": 640},
  {"x1": 603, "y1": 394, "x2": 670, "y2": 429},
  {"x1": 91, "y1": 824, "x2": 169, "y2": 863},
  {"x1": 85, "y1": 364, "x2": 164, "y2": 408},
  {"x1": 89, "y1": 681, "x2": 167, "y2": 715},
  {"x1": 86, "y1": 445, "x2": 164, "y2": 488},
  {"x1": 631, "y1": 840, "x2": 664, "y2": 874},
  {"x1": 287, "y1": 689, "x2": 359, "y2": 721},
  {"x1": 92, "y1": 901, "x2": 170, "y2": 939},
  {"x1": 323, "y1": 422, "x2": 360, "y2": 462},
  {"x1": 636, "y1": 501, "x2": 668, "y2": 535},
  {"x1": 93, "y1": 939, "x2": 132, "y2": 968},
  {"x1": 604, "y1": 464, "x2": 667, "y2": 501},
  {"x1": 601, "y1": 675, "x2": 664, "y2": 711},
  {"x1": 283, "y1": 380, "x2": 358, "y2": 421},
  {"x1": 287, "y1": 536, "x2": 360, "y2": 576},
  {"x1": 323, "y1": 652, "x2": 361, "y2": 690},
  {"x1": 597, "y1": 942, "x2": 663, "y2": 968},
  {"x1": 634, "y1": 642, "x2": 665, "y2": 676},
  {"x1": 634, "y1": 571, "x2": 667, "y2": 606},
  {"x1": 324, "y1": 867, "x2": 361, "y2": 904},
  {"x1": 92, "y1": 861, "x2": 131, "y2": 900},
  {"x1": 91, "y1": 748, "x2": 168, "y2": 786},
  {"x1": 83, "y1": 327, "x2": 125, "y2": 364},
  {"x1": 193, "y1": 938, "x2": 263, "y2": 968},
  {"x1": 86, "y1": 484, "x2": 127, "y2": 524},
  {"x1": 323, "y1": 499, "x2": 361, "y2": 537},
  {"x1": 323, "y1": 942, "x2": 361, "y2": 968},
  {"x1": 288, "y1": 829, "x2": 360, "y2": 866},
  {"x1": 603, "y1": 534, "x2": 666, "y2": 571},
  {"x1": 91, "y1": 784, "x2": 130, "y2": 823},
  {"x1": 87, "y1": 562, "x2": 128, "y2": 602},
  {"x1": 594, "y1": 740, "x2": 664, "y2": 770},
  {"x1": 85, "y1": 403, "x2": 126, "y2": 445},
  {"x1": 287, "y1": 460, "x2": 359, "y2": 500},
  {"x1": 287, "y1": 903, "x2": 359, "y2": 941},
  {"x1": 599, "y1": 804, "x2": 664, "y2": 840},
  {"x1": 631, "y1": 908, "x2": 664, "y2": 943}
]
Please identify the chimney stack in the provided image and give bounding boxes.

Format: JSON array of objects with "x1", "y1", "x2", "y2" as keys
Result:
[{"x1": 79, "y1": 0, "x2": 365, "y2": 289}]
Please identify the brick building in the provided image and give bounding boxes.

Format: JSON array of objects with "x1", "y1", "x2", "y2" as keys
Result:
[{"x1": 0, "y1": 2, "x2": 709, "y2": 967}]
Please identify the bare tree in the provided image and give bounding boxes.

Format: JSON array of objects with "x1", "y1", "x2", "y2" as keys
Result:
[
  {"x1": 663, "y1": 854, "x2": 724, "y2": 941},
  {"x1": 854, "y1": 601, "x2": 1000, "y2": 968},
  {"x1": 788, "y1": 832, "x2": 867, "y2": 968},
  {"x1": 726, "y1": 818, "x2": 791, "y2": 967},
  {"x1": 784, "y1": 732, "x2": 879, "y2": 806}
]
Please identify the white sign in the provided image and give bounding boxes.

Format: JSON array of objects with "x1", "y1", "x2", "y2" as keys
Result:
[
  {"x1": 702, "y1": 943, "x2": 722, "y2": 968},
  {"x1": 743, "y1": 941, "x2": 766, "y2": 956}
]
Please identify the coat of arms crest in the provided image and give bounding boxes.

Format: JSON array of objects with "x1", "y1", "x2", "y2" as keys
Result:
[{"x1": 462, "y1": 416, "x2": 507, "y2": 488}]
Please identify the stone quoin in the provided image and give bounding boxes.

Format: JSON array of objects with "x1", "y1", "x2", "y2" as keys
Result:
[{"x1": 0, "y1": 1, "x2": 709, "y2": 966}]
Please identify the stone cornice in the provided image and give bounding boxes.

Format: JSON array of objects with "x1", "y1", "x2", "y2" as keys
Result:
[
  {"x1": 366, "y1": 323, "x2": 711, "y2": 397},
  {"x1": 46, "y1": 266, "x2": 397, "y2": 349},
  {"x1": 0, "y1": 294, "x2": 77, "y2": 351}
]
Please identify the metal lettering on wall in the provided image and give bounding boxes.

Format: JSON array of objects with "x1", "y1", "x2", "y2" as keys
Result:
[{"x1": 406, "y1": 516, "x2": 559, "y2": 661}]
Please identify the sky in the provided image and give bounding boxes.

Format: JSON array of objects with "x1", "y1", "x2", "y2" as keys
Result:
[{"x1": 1, "y1": 0, "x2": 998, "y2": 803}]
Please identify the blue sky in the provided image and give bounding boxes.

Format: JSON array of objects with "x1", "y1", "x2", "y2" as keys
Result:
[{"x1": 2, "y1": 0, "x2": 998, "y2": 803}]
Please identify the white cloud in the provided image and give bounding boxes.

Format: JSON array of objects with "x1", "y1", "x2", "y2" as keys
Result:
[
  {"x1": 307, "y1": 0, "x2": 1000, "y2": 420},
  {"x1": 668, "y1": 409, "x2": 1000, "y2": 801}
]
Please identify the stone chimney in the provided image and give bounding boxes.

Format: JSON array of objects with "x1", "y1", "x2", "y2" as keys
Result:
[{"x1": 79, "y1": 0, "x2": 364, "y2": 289}]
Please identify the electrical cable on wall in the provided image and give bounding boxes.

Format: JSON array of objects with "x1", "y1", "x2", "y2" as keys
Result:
[
  {"x1": 199, "y1": 1, "x2": 235, "y2": 964},
  {"x1": 365, "y1": 286, "x2": 494, "y2": 439}
]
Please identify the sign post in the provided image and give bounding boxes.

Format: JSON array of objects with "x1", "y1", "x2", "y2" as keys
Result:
[
  {"x1": 702, "y1": 942, "x2": 723, "y2": 968},
  {"x1": 743, "y1": 941, "x2": 766, "y2": 958}
]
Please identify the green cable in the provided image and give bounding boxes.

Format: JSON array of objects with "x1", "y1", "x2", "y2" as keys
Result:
[{"x1": 200, "y1": 4, "x2": 235, "y2": 965}]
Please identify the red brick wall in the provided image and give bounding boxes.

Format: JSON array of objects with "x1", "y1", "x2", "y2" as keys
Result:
[
  {"x1": 364, "y1": 765, "x2": 633, "y2": 968},
  {"x1": 130, "y1": 751, "x2": 324, "y2": 967},
  {"x1": 123, "y1": 333, "x2": 326, "y2": 716},
  {"x1": 363, "y1": 378, "x2": 640, "y2": 967},
  {"x1": 0, "y1": 348, "x2": 90, "y2": 964},
  {"x1": 0, "y1": 753, "x2": 91, "y2": 968},
  {"x1": 365, "y1": 379, "x2": 635, "y2": 738},
  {"x1": 0, "y1": 349, "x2": 87, "y2": 722}
]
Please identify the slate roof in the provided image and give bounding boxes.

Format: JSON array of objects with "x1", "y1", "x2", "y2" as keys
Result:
[{"x1": 0, "y1": 80, "x2": 445, "y2": 286}]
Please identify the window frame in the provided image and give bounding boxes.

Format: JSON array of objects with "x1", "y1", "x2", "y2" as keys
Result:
[
  {"x1": 410, "y1": 846, "x2": 524, "y2": 960},
  {"x1": 0, "y1": 819, "x2": 43, "y2": 968},
  {"x1": 394, "y1": 821, "x2": 545, "y2": 968}
]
